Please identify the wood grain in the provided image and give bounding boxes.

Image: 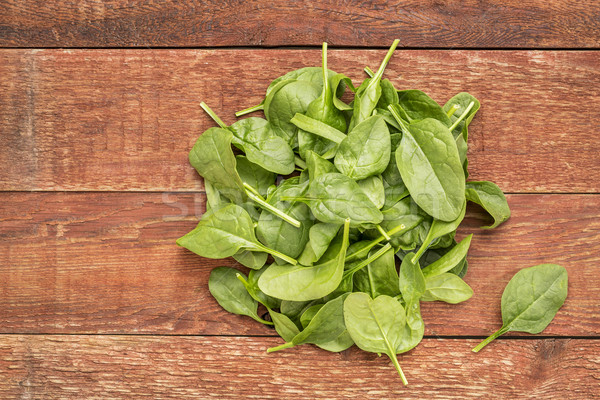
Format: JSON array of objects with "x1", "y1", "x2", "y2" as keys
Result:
[
  {"x1": 1, "y1": 335, "x2": 598, "y2": 399},
  {"x1": 1, "y1": 1, "x2": 600, "y2": 48},
  {"x1": 1, "y1": 192, "x2": 598, "y2": 336},
  {"x1": 1, "y1": 49, "x2": 599, "y2": 192}
]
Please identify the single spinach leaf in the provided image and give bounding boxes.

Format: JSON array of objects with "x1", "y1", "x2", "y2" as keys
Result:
[
  {"x1": 290, "y1": 172, "x2": 383, "y2": 227},
  {"x1": 334, "y1": 115, "x2": 391, "y2": 180},
  {"x1": 177, "y1": 204, "x2": 297, "y2": 265},
  {"x1": 265, "y1": 80, "x2": 321, "y2": 146},
  {"x1": 306, "y1": 150, "x2": 338, "y2": 181},
  {"x1": 297, "y1": 223, "x2": 341, "y2": 266},
  {"x1": 421, "y1": 273, "x2": 473, "y2": 304},
  {"x1": 208, "y1": 267, "x2": 271, "y2": 325},
  {"x1": 229, "y1": 117, "x2": 296, "y2": 175},
  {"x1": 258, "y1": 220, "x2": 350, "y2": 301},
  {"x1": 268, "y1": 309, "x2": 301, "y2": 341},
  {"x1": 189, "y1": 127, "x2": 245, "y2": 203},
  {"x1": 391, "y1": 110, "x2": 466, "y2": 222},
  {"x1": 466, "y1": 181, "x2": 511, "y2": 229},
  {"x1": 421, "y1": 234, "x2": 472, "y2": 277},
  {"x1": 343, "y1": 292, "x2": 409, "y2": 385},
  {"x1": 235, "y1": 155, "x2": 276, "y2": 197},
  {"x1": 233, "y1": 250, "x2": 268, "y2": 270},
  {"x1": 396, "y1": 90, "x2": 451, "y2": 125},
  {"x1": 398, "y1": 252, "x2": 426, "y2": 306},
  {"x1": 298, "y1": 43, "x2": 347, "y2": 159},
  {"x1": 353, "y1": 246, "x2": 400, "y2": 298},
  {"x1": 351, "y1": 39, "x2": 399, "y2": 128},
  {"x1": 357, "y1": 175, "x2": 385, "y2": 210},
  {"x1": 473, "y1": 264, "x2": 568, "y2": 352}
]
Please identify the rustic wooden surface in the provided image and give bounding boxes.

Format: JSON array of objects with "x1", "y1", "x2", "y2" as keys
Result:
[
  {"x1": 1, "y1": 1, "x2": 599, "y2": 398},
  {"x1": 1, "y1": 0, "x2": 600, "y2": 48},
  {"x1": 1, "y1": 336, "x2": 599, "y2": 399},
  {"x1": 1, "y1": 49, "x2": 600, "y2": 192}
]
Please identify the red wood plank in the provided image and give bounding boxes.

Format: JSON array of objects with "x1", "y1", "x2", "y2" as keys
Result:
[
  {"x1": 0, "y1": 192, "x2": 598, "y2": 336},
  {"x1": 1, "y1": 1, "x2": 600, "y2": 48},
  {"x1": 0, "y1": 49, "x2": 599, "y2": 192},
  {"x1": 0, "y1": 335, "x2": 598, "y2": 399}
]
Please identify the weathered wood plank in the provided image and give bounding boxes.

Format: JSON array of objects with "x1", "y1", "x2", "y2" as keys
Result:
[
  {"x1": 1, "y1": 1, "x2": 600, "y2": 48},
  {"x1": 1, "y1": 192, "x2": 598, "y2": 336},
  {"x1": 1, "y1": 49, "x2": 599, "y2": 192},
  {"x1": 0, "y1": 335, "x2": 598, "y2": 399}
]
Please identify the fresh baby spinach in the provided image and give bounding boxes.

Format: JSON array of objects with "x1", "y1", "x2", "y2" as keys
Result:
[
  {"x1": 473, "y1": 264, "x2": 568, "y2": 352},
  {"x1": 178, "y1": 40, "x2": 566, "y2": 385}
]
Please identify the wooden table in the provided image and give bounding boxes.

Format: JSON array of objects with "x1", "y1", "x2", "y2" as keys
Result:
[{"x1": 1, "y1": 1, "x2": 599, "y2": 398}]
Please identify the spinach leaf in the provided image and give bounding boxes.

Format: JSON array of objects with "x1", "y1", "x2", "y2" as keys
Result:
[
  {"x1": 343, "y1": 292, "x2": 409, "y2": 385},
  {"x1": 289, "y1": 172, "x2": 383, "y2": 227},
  {"x1": 357, "y1": 175, "x2": 385, "y2": 210},
  {"x1": 229, "y1": 117, "x2": 296, "y2": 175},
  {"x1": 265, "y1": 80, "x2": 321, "y2": 146},
  {"x1": 396, "y1": 90, "x2": 451, "y2": 125},
  {"x1": 235, "y1": 155, "x2": 276, "y2": 197},
  {"x1": 268, "y1": 294, "x2": 352, "y2": 353},
  {"x1": 421, "y1": 234, "x2": 473, "y2": 277},
  {"x1": 298, "y1": 43, "x2": 347, "y2": 159},
  {"x1": 258, "y1": 220, "x2": 350, "y2": 301},
  {"x1": 398, "y1": 252, "x2": 426, "y2": 306},
  {"x1": 391, "y1": 110, "x2": 466, "y2": 222},
  {"x1": 411, "y1": 201, "x2": 466, "y2": 263},
  {"x1": 176, "y1": 204, "x2": 297, "y2": 265},
  {"x1": 297, "y1": 223, "x2": 341, "y2": 266},
  {"x1": 208, "y1": 267, "x2": 271, "y2": 325},
  {"x1": 351, "y1": 39, "x2": 399, "y2": 128},
  {"x1": 353, "y1": 245, "x2": 399, "y2": 298},
  {"x1": 306, "y1": 150, "x2": 338, "y2": 181},
  {"x1": 473, "y1": 264, "x2": 568, "y2": 352},
  {"x1": 189, "y1": 127, "x2": 245, "y2": 203},
  {"x1": 421, "y1": 273, "x2": 473, "y2": 304},
  {"x1": 466, "y1": 181, "x2": 511, "y2": 229},
  {"x1": 334, "y1": 115, "x2": 391, "y2": 180},
  {"x1": 233, "y1": 250, "x2": 268, "y2": 270},
  {"x1": 268, "y1": 309, "x2": 301, "y2": 341}
]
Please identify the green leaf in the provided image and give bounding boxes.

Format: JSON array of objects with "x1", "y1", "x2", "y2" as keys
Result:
[
  {"x1": 392, "y1": 113, "x2": 466, "y2": 222},
  {"x1": 473, "y1": 264, "x2": 568, "y2": 352},
  {"x1": 357, "y1": 175, "x2": 385, "y2": 210},
  {"x1": 343, "y1": 292, "x2": 409, "y2": 385},
  {"x1": 258, "y1": 220, "x2": 350, "y2": 301},
  {"x1": 398, "y1": 252, "x2": 426, "y2": 306},
  {"x1": 421, "y1": 273, "x2": 473, "y2": 304},
  {"x1": 396, "y1": 90, "x2": 451, "y2": 125},
  {"x1": 466, "y1": 181, "x2": 511, "y2": 229},
  {"x1": 422, "y1": 235, "x2": 472, "y2": 277},
  {"x1": 292, "y1": 172, "x2": 383, "y2": 227},
  {"x1": 297, "y1": 223, "x2": 341, "y2": 266},
  {"x1": 177, "y1": 204, "x2": 297, "y2": 265},
  {"x1": 235, "y1": 155, "x2": 276, "y2": 197},
  {"x1": 229, "y1": 117, "x2": 295, "y2": 175},
  {"x1": 208, "y1": 267, "x2": 270, "y2": 325},
  {"x1": 353, "y1": 246, "x2": 399, "y2": 299},
  {"x1": 189, "y1": 127, "x2": 245, "y2": 203},
  {"x1": 334, "y1": 115, "x2": 391, "y2": 180}
]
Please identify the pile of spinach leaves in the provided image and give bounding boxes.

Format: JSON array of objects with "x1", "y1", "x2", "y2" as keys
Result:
[{"x1": 177, "y1": 41, "x2": 566, "y2": 384}]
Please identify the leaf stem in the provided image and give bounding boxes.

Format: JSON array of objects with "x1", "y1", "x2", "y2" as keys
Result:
[
  {"x1": 364, "y1": 66, "x2": 375, "y2": 78},
  {"x1": 243, "y1": 182, "x2": 263, "y2": 199},
  {"x1": 369, "y1": 39, "x2": 400, "y2": 88},
  {"x1": 321, "y1": 42, "x2": 329, "y2": 96},
  {"x1": 256, "y1": 243, "x2": 298, "y2": 265},
  {"x1": 448, "y1": 101, "x2": 475, "y2": 132},
  {"x1": 389, "y1": 352, "x2": 409, "y2": 385},
  {"x1": 387, "y1": 104, "x2": 410, "y2": 133},
  {"x1": 376, "y1": 225, "x2": 391, "y2": 241},
  {"x1": 200, "y1": 102, "x2": 229, "y2": 129},
  {"x1": 345, "y1": 223, "x2": 407, "y2": 262},
  {"x1": 244, "y1": 186, "x2": 302, "y2": 229},
  {"x1": 235, "y1": 103, "x2": 264, "y2": 117},
  {"x1": 267, "y1": 341, "x2": 295, "y2": 353},
  {"x1": 294, "y1": 155, "x2": 307, "y2": 170},
  {"x1": 290, "y1": 113, "x2": 346, "y2": 144},
  {"x1": 446, "y1": 104, "x2": 459, "y2": 118},
  {"x1": 344, "y1": 243, "x2": 392, "y2": 278},
  {"x1": 472, "y1": 326, "x2": 509, "y2": 353}
]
